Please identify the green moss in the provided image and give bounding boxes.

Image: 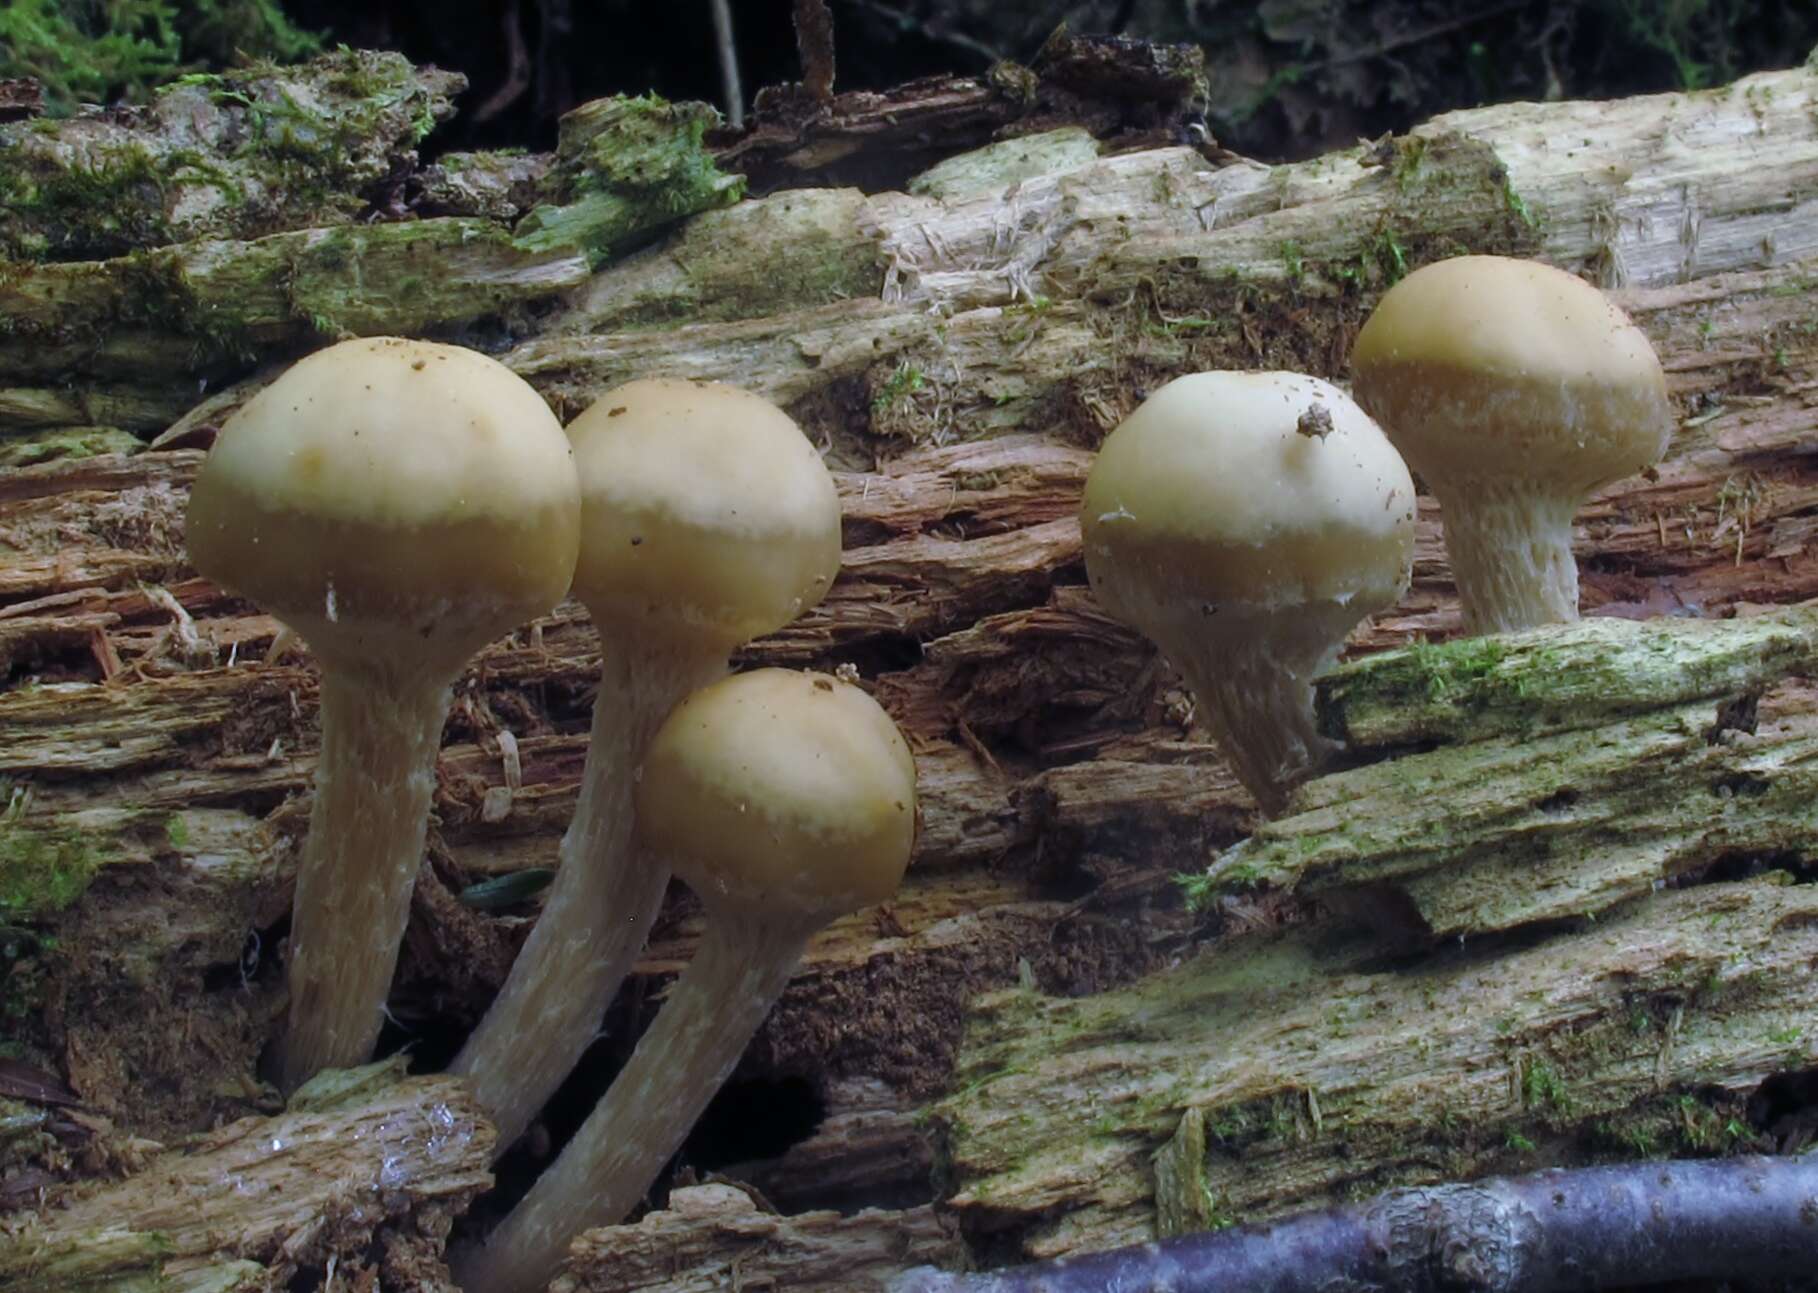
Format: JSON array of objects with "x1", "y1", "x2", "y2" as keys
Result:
[
  {"x1": 0, "y1": 1, "x2": 321, "y2": 113},
  {"x1": 0, "y1": 818, "x2": 103, "y2": 923},
  {"x1": 1417, "y1": 637, "x2": 1512, "y2": 697},
  {"x1": 0, "y1": 140, "x2": 176, "y2": 255},
  {"x1": 512, "y1": 95, "x2": 744, "y2": 268},
  {"x1": 1389, "y1": 136, "x2": 1429, "y2": 194},
  {"x1": 1279, "y1": 240, "x2": 1306, "y2": 290},
  {"x1": 0, "y1": 426, "x2": 142, "y2": 468},
  {"x1": 1, "y1": 49, "x2": 453, "y2": 262},
  {"x1": 1500, "y1": 173, "x2": 1540, "y2": 230},
  {"x1": 1520, "y1": 1058, "x2": 1574, "y2": 1120},
  {"x1": 1317, "y1": 635, "x2": 1514, "y2": 741},
  {"x1": 872, "y1": 363, "x2": 928, "y2": 412}
]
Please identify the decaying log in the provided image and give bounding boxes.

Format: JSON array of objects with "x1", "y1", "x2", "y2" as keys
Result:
[
  {"x1": 552, "y1": 1183, "x2": 959, "y2": 1293},
  {"x1": 0, "y1": 52, "x2": 465, "y2": 262},
  {"x1": 931, "y1": 878, "x2": 1818, "y2": 1260},
  {"x1": 1, "y1": 43, "x2": 1816, "y2": 1293},
  {"x1": 0, "y1": 1060, "x2": 495, "y2": 1291},
  {"x1": 1195, "y1": 615, "x2": 1818, "y2": 939}
]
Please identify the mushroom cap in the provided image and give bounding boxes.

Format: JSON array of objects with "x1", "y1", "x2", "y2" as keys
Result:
[
  {"x1": 565, "y1": 380, "x2": 842, "y2": 649},
  {"x1": 186, "y1": 337, "x2": 580, "y2": 663},
  {"x1": 1079, "y1": 371, "x2": 1415, "y2": 634},
  {"x1": 1350, "y1": 255, "x2": 1674, "y2": 492},
  {"x1": 635, "y1": 669, "x2": 917, "y2": 923}
]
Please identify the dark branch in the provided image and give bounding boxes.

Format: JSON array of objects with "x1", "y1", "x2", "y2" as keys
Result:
[{"x1": 891, "y1": 1155, "x2": 1818, "y2": 1292}]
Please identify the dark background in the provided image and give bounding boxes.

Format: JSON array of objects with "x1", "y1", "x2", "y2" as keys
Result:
[{"x1": 5, "y1": 0, "x2": 1817, "y2": 161}]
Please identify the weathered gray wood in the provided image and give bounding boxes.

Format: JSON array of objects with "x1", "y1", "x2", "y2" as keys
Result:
[
  {"x1": 552, "y1": 1184, "x2": 959, "y2": 1293},
  {"x1": 0, "y1": 1061, "x2": 494, "y2": 1291}
]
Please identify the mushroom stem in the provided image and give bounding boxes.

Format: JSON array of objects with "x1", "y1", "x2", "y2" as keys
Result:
[
  {"x1": 450, "y1": 638, "x2": 725, "y2": 1152},
  {"x1": 1158, "y1": 604, "x2": 1356, "y2": 816},
  {"x1": 1431, "y1": 479, "x2": 1582, "y2": 634},
  {"x1": 453, "y1": 914, "x2": 815, "y2": 1293},
  {"x1": 277, "y1": 664, "x2": 451, "y2": 1093}
]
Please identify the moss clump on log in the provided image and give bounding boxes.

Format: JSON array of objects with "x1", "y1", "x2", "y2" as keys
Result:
[
  {"x1": 1315, "y1": 614, "x2": 1818, "y2": 748},
  {"x1": 0, "y1": 807, "x2": 108, "y2": 923},
  {"x1": 0, "y1": 50, "x2": 457, "y2": 262},
  {"x1": 510, "y1": 95, "x2": 745, "y2": 268},
  {"x1": 1187, "y1": 614, "x2": 1818, "y2": 937}
]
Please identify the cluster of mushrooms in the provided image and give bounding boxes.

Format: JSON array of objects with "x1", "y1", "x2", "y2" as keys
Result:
[
  {"x1": 181, "y1": 252, "x2": 1671, "y2": 1291},
  {"x1": 185, "y1": 348, "x2": 917, "y2": 1293}
]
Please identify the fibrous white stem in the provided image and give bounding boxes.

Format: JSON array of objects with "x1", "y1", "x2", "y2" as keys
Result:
[
  {"x1": 1433, "y1": 479, "x2": 1582, "y2": 634},
  {"x1": 453, "y1": 914, "x2": 813, "y2": 1293},
  {"x1": 451, "y1": 637, "x2": 724, "y2": 1153},
  {"x1": 277, "y1": 665, "x2": 450, "y2": 1093},
  {"x1": 1159, "y1": 602, "x2": 1362, "y2": 817}
]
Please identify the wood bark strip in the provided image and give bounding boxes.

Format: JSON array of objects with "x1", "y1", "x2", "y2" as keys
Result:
[
  {"x1": 552, "y1": 1183, "x2": 960, "y2": 1293},
  {"x1": 1197, "y1": 629, "x2": 1818, "y2": 939},
  {"x1": 1317, "y1": 614, "x2": 1818, "y2": 749},
  {"x1": 0, "y1": 1064, "x2": 494, "y2": 1291},
  {"x1": 931, "y1": 878, "x2": 1818, "y2": 1261}
]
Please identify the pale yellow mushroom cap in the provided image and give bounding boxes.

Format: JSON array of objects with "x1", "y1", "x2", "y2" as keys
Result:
[
  {"x1": 1080, "y1": 371, "x2": 1415, "y2": 635},
  {"x1": 565, "y1": 380, "x2": 842, "y2": 649},
  {"x1": 635, "y1": 669, "x2": 917, "y2": 923},
  {"x1": 186, "y1": 337, "x2": 581, "y2": 666},
  {"x1": 1350, "y1": 255, "x2": 1673, "y2": 491}
]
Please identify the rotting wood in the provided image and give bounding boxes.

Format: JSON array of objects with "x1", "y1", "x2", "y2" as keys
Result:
[
  {"x1": 930, "y1": 878, "x2": 1818, "y2": 1261},
  {"x1": 1317, "y1": 614, "x2": 1818, "y2": 749},
  {"x1": 0, "y1": 49, "x2": 1815, "y2": 1293},
  {"x1": 0, "y1": 52, "x2": 464, "y2": 263},
  {"x1": 1185, "y1": 615, "x2": 1818, "y2": 940},
  {"x1": 0, "y1": 1060, "x2": 495, "y2": 1292},
  {"x1": 551, "y1": 1183, "x2": 960, "y2": 1293}
]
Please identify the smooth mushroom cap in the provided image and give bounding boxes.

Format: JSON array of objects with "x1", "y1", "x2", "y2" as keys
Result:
[
  {"x1": 1080, "y1": 371, "x2": 1416, "y2": 634},
  {"x1": 186, "y1": 336, "x2": 581, "y2": 663},
  {"x1": 1350, "y1": 255, "x2": 1674, "y2": 491},
  {"x1": 635, "y1": 669, "x2": 918, "y2": 922},
  {"x1": 565, "y1": 379, "x2": 843, "y2": 649}
]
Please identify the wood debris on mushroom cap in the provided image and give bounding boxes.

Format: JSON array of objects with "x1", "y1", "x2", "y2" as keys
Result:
[{"x1": 1080, "y1": 370, "x2": 1416, "y2": 815}]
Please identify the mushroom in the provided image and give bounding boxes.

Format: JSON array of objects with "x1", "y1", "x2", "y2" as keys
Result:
[
  {"x1": 450, "y1": 379, "x2": 842, "y2": 1152},
  {"x1": 1079, "y1": 371, "x2": 1415, "y2": 816},
  {"x1": 453, "y1": 668, "x2": 917, "y2": 1293},
  {"x1": 1350, "y1": 254, "x2": 1674, "y2": 633},
  {"x1": 184, "y1": 336, "x2": 580, "y2": 1093}
]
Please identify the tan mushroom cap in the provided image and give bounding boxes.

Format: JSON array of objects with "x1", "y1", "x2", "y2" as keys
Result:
[
  {"x1": 186, "y1": 337, "x2": 580, "y2": 661},
  {"x1": 566, "y1": 380, "x2": 842, "y2": 649},
  {"x1": 635, "y1": 669, "x2": 918, "y2": 923},
  {"x1": 1080, "y1": 371, "x2": 1416, "y2": 630},
  {"x1": 1350, "y1": 255, "x2": 1673, "y2": 489}
]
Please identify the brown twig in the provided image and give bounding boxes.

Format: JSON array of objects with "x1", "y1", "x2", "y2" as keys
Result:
[
  {"x1": 794, "y1": 0, "x2": 837, "y2": 101},
  {"x1": 473, "y1": 0, "x2": 532, "y2": 122}
]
